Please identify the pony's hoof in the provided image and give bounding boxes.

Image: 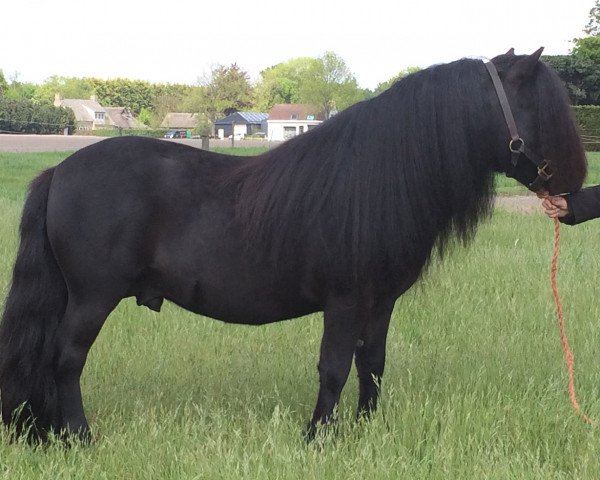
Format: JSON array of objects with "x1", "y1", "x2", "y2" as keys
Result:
[
  {"x1": 60, "y1": 424, "x2": 93, "y2": 446},
  {"x1": 304, "y1": 421, "x2": 317, "y2": 443}
]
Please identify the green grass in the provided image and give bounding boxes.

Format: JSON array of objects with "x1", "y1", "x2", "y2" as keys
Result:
[
  {"x1": 0, "y1": 151, "x2": 71, "y2": 202},
  {"x1": 212, "y1": 146, "x2": 270, "y2": 156},
  {"x1": 0, "y1": 148, "x2": 268, "y2": 203},
  {"x1": 2, "y1": 151, "x2": 600, "y2": 478}
]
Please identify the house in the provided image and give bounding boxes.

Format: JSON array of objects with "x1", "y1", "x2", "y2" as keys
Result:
[
  {"x1": 104, "y1": 107, "x2": 146, "y2": 130},
  {"x1": 160, "y1": 113, "x2": 198, "y2": 130},
  {"x1": 214, "y1": 112, "x2": 268, "y2": 139},
  {"x1": 54, "y1": 94, "x2": 107, "y2": 131},
  {"x1": 267, "y1": 104, "x2": 325, "y2": 141}
]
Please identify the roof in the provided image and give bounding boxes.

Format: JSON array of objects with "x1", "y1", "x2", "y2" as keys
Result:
[
  {"x1": 267, "y1": 104, "x2": 325, "y2": 121},
  {"x1": 214, "y1": 112, "x2": 268, "y2": 125},
  {"x1": 160, "y1": 113, "x2": 198, "y2": 129},
  {"x1": 104, "y1": 107, "x2": 146, "y2": 129},
  {"x1": 59, "y1": 99, "x2": 106, "y2": 123}
]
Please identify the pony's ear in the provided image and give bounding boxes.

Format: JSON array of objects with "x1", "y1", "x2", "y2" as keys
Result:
[
  {"x1": 507, "y1": 47, "x2": 544, "y2": 82},
  {"x1": 490, "y1": 48, "x2": 516, "y2": 69},
  {"x1": 529, "y1": 47, "x2": 544, "y2": 61}
]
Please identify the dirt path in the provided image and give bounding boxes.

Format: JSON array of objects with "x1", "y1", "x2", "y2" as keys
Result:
[
  {"x1": 495, "y1": 195, "x2": 541, "y2": 214},
  {"x1": 0, "y1": 134, "x2": 275, "y2": 153},
  {"x1": 0, "y1": 134, "x2": 105, "y2": 152}
]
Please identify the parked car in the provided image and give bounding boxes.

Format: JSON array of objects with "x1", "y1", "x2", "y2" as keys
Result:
[{"x1": 164, "y1": 130, "x2": 187, "y2": 139}]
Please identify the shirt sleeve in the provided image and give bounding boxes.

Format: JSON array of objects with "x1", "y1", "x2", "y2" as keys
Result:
[{"x1": 561, "y1": 185, "x2": 600, "y2": 225}]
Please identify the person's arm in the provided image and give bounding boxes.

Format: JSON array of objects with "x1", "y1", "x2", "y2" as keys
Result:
[{"x1": 544, "y1": 185, "x2": 600, "y2": 225}]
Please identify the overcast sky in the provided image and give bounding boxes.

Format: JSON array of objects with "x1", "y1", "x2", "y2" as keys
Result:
[{"x1": 2, "y1": 0, "x2": 594, "y2": 90}]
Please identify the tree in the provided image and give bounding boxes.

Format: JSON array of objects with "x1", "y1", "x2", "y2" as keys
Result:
[
  {"x1": 137, "y1": 107, "x2": 152, "y2": 126},
  {"x1": 90, "y1": 78, "x2": 157, "y2": 114},
  {"x1": 34, "y1": 76, "x2": 94, "y2": 105},
  {"x1": 584, "y1": 0, "x2": 600, "y2": 35},
  {"x1": 254, "y1": 53, "x2": 367, "y2": 116},
  {"x1": 254, "y1": 57, "x2": 318, "y2": 111},
  {"x1": 572, "y1": 35, "x2": 600, "y2": 63},
  {"x1": 0, "y1": 70, "x2": 8, "y2": 97},
  {"x1": 200, "y1": 63, "x2": 253, "y2": 121},
  {"x1": 573, "y1": 0, "x2": 600, "y2": 64},
  {"x1": 545, "y1": 2, "x2": 600, "y2": 105},
  {"x1": 543, "y1": 55, "x2": 600, "y2": 105},
  {"x1": 149, "y1": 90, "x2": 187, "y2": 128},
  {"x1": 3, "y1": 73, "x2": 37, "y2": 102},
  {"x1": 372, "y1": 67, "x2": 421, "y2": 96},
  {"x1": 194, "y1": 112, "x2": 213, "y2": 137},
  {"x1": 298, "y1": 51, "x2": 366, "y2": 117}
]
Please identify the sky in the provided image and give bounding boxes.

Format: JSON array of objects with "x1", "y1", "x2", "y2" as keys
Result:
[{"x1": 2, "y1": 0, "x2": 595, "y2": 90}]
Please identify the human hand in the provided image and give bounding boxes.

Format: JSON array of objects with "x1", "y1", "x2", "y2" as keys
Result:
[{"x1": 541, "y1": 195, "x2": 569, "y2": 219}]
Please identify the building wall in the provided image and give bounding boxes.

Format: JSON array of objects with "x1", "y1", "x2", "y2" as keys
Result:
[
  {"x1": 215, "y1": 123, "x2": 246, "y2": 139},
  {"x1": 234, "y1": 124, "x2": 247, "y2": 138},
  {"x1": 216, "y1": 122, "x2": 267, "y2": 139},
  {"x1": 267, "y1": 121, "x2": 322, "y2": 141}
]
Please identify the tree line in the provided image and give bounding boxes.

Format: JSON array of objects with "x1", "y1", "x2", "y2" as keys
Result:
[{"x1": 0, "y1": 52, "x2": 415, "y2": 134}]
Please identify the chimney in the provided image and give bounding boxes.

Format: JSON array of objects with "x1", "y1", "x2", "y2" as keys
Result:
[
  {"x1": 90, "y1": 94, "x2": 97, "y2": 102},
  {"x1": 54, "y1": 93, "x2": 63, "y2": 107}
]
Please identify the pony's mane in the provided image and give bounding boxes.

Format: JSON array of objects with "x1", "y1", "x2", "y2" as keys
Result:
[{"x1": 229, "y1": 57, "x2": 569, "y2": 286}]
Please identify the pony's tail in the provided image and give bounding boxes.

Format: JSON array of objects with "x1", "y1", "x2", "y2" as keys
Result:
[{"x1": 0, "y1": 168, "x2": 67, "y2": 439}]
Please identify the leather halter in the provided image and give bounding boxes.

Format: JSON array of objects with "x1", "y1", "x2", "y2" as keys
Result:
[{"x1": 484, "y1": 60, "x2": 553, "y2": 192}]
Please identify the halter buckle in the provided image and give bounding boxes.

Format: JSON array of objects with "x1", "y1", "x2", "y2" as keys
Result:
[{"x1": 537, "y1": 160, "x2": 553, "y2": 180}]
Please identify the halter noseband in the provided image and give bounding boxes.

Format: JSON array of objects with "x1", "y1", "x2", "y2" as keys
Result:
[{"x1": 484, "y1": 60, "x2": 552, "y2": 192}]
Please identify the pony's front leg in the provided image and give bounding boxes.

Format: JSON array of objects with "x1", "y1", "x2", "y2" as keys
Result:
[
  {"x1": 354, "y1": 299, "x2": 395, "y2": 418},
  {"x1": 306, "y1": 296, "x2": 361, "y2": 440}
]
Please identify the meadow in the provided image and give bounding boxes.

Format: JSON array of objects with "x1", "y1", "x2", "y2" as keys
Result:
[{"x1": 2, "y1": 150, "x2": 600, "y2": 478}]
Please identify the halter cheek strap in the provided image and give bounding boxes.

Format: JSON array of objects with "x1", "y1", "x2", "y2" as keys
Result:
[{"x1": 484, "y1": 60, "x2": 553, "y2": 191}]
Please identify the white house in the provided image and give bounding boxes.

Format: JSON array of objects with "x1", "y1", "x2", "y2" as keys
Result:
[{"x1": 267, "y1": 104, "x2": 324, "y2": 141}]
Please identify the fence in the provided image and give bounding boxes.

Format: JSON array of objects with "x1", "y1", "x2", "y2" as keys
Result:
[{"x1": 581, "y1": 131, "x2": 600, "y2": 151}]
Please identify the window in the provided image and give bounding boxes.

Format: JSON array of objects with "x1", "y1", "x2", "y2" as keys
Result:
[{"x1": 95, "y1": 112, "x2": 105, "y2": 120}]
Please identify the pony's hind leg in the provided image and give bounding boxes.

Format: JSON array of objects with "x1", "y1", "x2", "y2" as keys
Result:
[
  {"x1": 54, "y1": 294, "x2": 119, "y2": 441},
  {"x1": 354, "y1": 300, "x2": 395, "y2": 419},
  {"x1": 307, "y1": 296, "x2": 362, "y2": 440}
]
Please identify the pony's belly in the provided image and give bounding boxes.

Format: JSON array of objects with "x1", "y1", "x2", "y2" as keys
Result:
[
  {"x1": 129, "y1": 258, "x2": 321, "y2": 324},
  {"x1": 169, "y1": 285, "x2": 320, "y2": 325}
]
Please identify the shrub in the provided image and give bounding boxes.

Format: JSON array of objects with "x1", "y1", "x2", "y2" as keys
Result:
[
  {"x1": 89, "y1": 128, "x2": 168, "y2": 138},
  {"x1": 0, "y1": 98, "x2": 75, "y2": 134}
]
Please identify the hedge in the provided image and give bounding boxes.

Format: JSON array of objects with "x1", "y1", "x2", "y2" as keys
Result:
[
  {"x1": 0, "y1": 98, "x2": 76, "y2": 135},
  {"x1": 80, "y1": 128, "x2": 167, "y2": 138}
]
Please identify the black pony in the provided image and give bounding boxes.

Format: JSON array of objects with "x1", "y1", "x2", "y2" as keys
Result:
[{"x1": 0, "y1": 49, "x2": 587, "y2": 441}]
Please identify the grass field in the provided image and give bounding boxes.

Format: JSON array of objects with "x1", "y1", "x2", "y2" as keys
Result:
[{"x1": 2, "y1": 150, "x2": 600, "y2": 478}]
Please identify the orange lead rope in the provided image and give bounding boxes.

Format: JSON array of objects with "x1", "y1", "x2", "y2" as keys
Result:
[{"x1": 551, "y1": 217, "x2": 593, "y2": 424}]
